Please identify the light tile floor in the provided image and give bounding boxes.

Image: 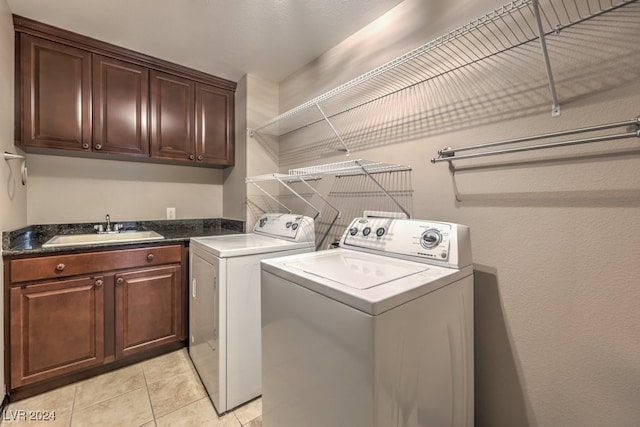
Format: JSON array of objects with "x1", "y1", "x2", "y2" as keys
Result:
[{"x1": 1, "y1": 349, "x2": 262, "y2": 427}]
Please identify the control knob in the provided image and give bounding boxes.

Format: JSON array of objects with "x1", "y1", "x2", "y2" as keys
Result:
[{"x1": 420, "y1": 229, "x2": 442, "y2": 249}]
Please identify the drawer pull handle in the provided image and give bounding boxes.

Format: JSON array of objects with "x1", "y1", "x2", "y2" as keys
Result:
[
  {"x1": 147, "y1": 253, "x2": 155, "y2": 261},
  {"x1": 55, "y1": 263, "x2": 65, "y2": 272},
  {"x1": 95, "y1": 279, "x2": 103, "y2": 287},
  {"x1": 116, "y1": 277, "x2": 124, "y2": 286}
]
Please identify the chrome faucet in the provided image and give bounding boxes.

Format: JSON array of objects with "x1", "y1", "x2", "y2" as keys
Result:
[{"x1": 94, "y1": 214, "x2": 122, "y2": 234}]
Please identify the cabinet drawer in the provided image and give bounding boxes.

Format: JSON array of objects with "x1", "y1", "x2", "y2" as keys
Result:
[{"x1": 10, "y1": 245, "x2": 182, "y2": 283}]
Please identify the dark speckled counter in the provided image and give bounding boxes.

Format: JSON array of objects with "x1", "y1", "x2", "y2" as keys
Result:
[{"x1": 2, "y1": 218, "x2": 245, "y2": 257}]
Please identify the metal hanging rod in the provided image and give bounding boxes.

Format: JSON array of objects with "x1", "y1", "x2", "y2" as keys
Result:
[{"x1": 431, "y1": 117, "x2": 640, "y2": 163}]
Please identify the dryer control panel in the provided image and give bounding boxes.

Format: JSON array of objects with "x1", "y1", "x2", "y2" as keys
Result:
[
  {"x1": 341, "y1": 217, "x2": 472, "y2": 269},
  {"x1": 253, "y1": 213, "x2": 315, "y2": 242}
]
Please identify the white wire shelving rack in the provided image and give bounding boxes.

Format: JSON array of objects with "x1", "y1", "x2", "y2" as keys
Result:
[
  {"x1": 245, "y1": 160, "x2": 412, "y2": 248},
  {"x1": 248, "y1": 0, "x2": 638, "y2": 152},
  {"x1": 245, "y1": 173, "x2": 324, "y2": 219}
]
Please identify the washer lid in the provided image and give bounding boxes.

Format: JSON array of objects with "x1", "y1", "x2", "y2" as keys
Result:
[
  {"x1": 282, "y1": 251, "x2": 428, "y2": 289},
  {"x1": 191, "y1": 233, "x2": 313, "y2": 258},
  {"x1": 263, "y1": 249, "x2": 472, "y2": 315}
]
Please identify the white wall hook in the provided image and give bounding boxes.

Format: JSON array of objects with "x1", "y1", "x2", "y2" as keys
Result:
[{"x1": 4, "y1": 152, "x2": 27, "y2": 185}]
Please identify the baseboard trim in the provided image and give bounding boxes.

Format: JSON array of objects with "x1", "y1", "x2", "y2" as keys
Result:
[{"x1": 0, "y1": 392, "x2": 10, "y2": 413}]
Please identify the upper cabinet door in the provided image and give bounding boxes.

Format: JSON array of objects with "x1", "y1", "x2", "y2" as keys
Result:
[
  {"x1": 195, "y1": 83, "x2": 234, "y2": 166},
  {"x1": 93, "y1": 55, "x2": 149, "y2": 156},
  {"x1": 150, "y1": 70, "x2": 195, "y2": 161},
  {"x1": 19, "y1": 34, "x2": 92, "y2": 151}
]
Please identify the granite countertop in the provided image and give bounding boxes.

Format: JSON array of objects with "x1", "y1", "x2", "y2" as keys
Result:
[{"x1": 2, "y1": 218, "x2": 245, "y2": 257}]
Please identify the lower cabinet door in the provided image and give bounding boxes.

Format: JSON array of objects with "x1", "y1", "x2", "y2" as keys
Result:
[
  {"x1": 10, "y1": 276, "x2": 105, "y2": 388},
  {"x1": 115, "y1": 265, "x2": 182, "y2": 358}
]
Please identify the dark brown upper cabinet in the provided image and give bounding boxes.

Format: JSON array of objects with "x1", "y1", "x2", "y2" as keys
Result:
[
  {"x1": 93, "y1": 55, "x2": 149, "y2": 157},
  {"x1": 195, "y1": 82, "x2": 234, "y2": 166},
  {"x1": 150, "y1": 72, "x2": 234, "y2": 166},
  {"x1": 150, "y1": 70, "x2": 194, "y2": 162},
  {"x1": 18, "y1": 34, "x2": 92, "y2": 151},
  {"x1": 13, "y1": 15, "x2": 236, "y2": 168}
]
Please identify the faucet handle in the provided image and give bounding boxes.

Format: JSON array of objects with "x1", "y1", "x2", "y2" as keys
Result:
[
  {"x1": 113, "y1": 224, "x2": 123, "y2": 232},
  {"x1": 94, "y1": 224, "x2": 104, "y2": 233}
]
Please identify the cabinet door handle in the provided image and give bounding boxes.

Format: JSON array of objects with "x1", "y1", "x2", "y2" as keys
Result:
[
  {"x1": 189, "y1": 154, "x2": 195, "y2": 160},
  {"x1": 197, "y1": 155, "x2": 203, "y2": 161},
  {"x1": 55, "y1": 263, "x2": 65, "y2": 272},
  {"x1": 82, "y1": 143, "x2": 90, "y2": 149},
  {"x1": 147, "y1": 253, "x2": 155, "y2": 261},
  {"x1": 95, "y1": 278, "x2": 104, "y2": 287},
  {"x1": 95, "y1": 144, "x2": 102, "y2": 150},
  {"x1": 116, "y1": 277, "x2": 124, "y2": 286}
]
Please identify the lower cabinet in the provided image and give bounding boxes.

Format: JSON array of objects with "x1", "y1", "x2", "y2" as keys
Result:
[
  {"x1": 5, "y1": 244, "x2": 186, "y2": 396},
  {"x1": 10, "y1": 276, "x2": 105, "y2": 387},
  {"x1": 115, "y1": 265, "x2": 182, "y2": 359}
]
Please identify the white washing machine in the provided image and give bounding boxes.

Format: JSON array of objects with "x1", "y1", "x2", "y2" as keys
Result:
[
  {"x1": 189, "y1": 213, "x2": 315, "y2": 414},
  {"x1": 260, "y1": 216, "x2": 474, "y2": 427}
]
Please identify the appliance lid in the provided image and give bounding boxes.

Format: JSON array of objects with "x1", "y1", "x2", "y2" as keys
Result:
[
  {"x1": 191, "y1": 233, "x2": 313, "y2": 257},
  {"x1": 262, "y1": 249, "x2": 472, "y2": 315},
  {"x1": 281, "y1": 250, "x2": 429, "y2": 289}
]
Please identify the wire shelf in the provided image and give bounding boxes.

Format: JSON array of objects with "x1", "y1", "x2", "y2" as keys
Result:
[
  {"x1": 249, "y1": 0, "x2": 638, "y2": 139},
  {"x1": 288, "y1": 159, "x2": 410, "y2": 177}
]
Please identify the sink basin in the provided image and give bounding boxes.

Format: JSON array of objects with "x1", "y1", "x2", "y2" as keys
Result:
[{"x1": 42, "y1": 230, "x2": 165, "y2": 248}]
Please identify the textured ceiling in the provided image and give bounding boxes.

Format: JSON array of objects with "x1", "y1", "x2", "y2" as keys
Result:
[{"x1": 7, "y1": 0, "x2": 404, "y2": 83}]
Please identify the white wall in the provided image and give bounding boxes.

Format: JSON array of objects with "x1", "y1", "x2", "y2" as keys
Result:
[
  {"x1": 0, "y1": 0, "x2": 24, "y2": 230},
  {"x1": 223, "y1": 75, "x2": 248, "y2": 222},
  {"x1": 277, "y1": 1, "x2": 640, "y2": 426},
  {"x1": 0, "y1": 0, "x2": 20, "y2": 400},
  {"x1": 245, "y1": 74, "x2": 280, "y2": 231},
  {"x1": 25, "y1": 155, "x2": 223, "y2": 224},
  {"x1": 223, "y1": 73, "x2": 280, "y2": 229}
]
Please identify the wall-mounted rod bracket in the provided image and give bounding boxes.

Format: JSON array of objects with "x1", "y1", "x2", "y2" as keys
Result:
[{"x1": 4, "y1": 151, "x2": 27, "y2": 185}]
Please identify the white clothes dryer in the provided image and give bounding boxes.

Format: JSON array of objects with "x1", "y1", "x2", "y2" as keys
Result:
[
  {"x1": 261, "y1": 216, "x2": 474, "y2": 427},
  {"x1": 189, "y1": 213, "x2": 315, "y2": 414}
]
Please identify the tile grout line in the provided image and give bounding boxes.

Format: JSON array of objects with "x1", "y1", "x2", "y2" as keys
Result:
[
  {"x1": 140, "y1": 361, "x2": 158, "y2": 425},
  {"x1": 68, "y1": 383, "x2": 77, "y2": 427}
]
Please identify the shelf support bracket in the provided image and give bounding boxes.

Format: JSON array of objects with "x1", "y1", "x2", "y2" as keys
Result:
[
  {"x1": 248, "y1": 182, "x2": 292, "y2": 214},
  {"x1": 355, "y1": 160, "x2": 411, "y2": 219},
  {"x1": 532, "y1": 0, "x2": 561, "y2": 117},
  {"x1": 295, "y1": 175, "x2": 341, "y2": 250},
  {"x1": 315, "y1": 103, "x2": 350, "y2": 155},
  {"x1": 273, "y1": 175, "x2": 322, "y2": 219}
]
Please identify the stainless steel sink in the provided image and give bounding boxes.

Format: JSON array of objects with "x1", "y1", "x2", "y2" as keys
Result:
[{"x1": 42, "y1": 230, "x2": 165, "y2": 248}]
